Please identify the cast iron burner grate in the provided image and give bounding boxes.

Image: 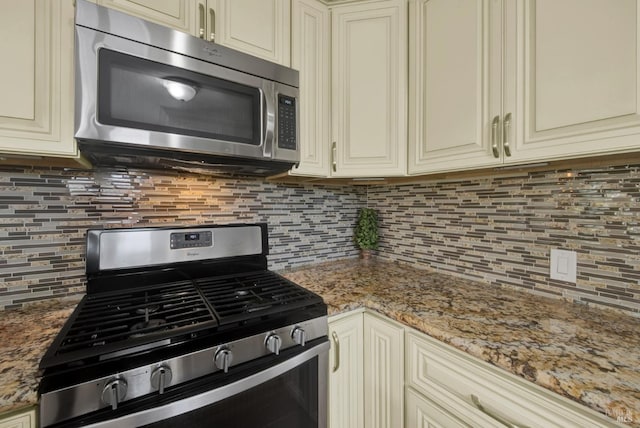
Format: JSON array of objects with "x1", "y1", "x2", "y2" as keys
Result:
[
  {"x1": 197, "y1": 271, "x2": 324, "y2": 326},
  {"x1": 40, "y1": 271, "x2": 323, "y2": 370},
  {"x1": 40, "y1": 280, "x2": 218, "y2": 368}
]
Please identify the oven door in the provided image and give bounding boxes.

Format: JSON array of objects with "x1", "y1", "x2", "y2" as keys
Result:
[{"x1": 73, "y1": 339, "x2": 328, "y2": 428}]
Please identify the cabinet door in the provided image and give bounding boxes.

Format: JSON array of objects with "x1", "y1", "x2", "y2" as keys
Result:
[
  {"x1": 95, "y1": 0, "x2": 197, "y2": 33},
  {"x1": 0, "y1": 408, "x2": 36, "y2": 428},
  {"x1": 0, "y1": 0, "x2": 76, "y2": 157},
  {"x1": 406, "y1": 388, "x2": 469, "y2": 428},
  {"x1": 505, "y1": 0, "x2": 640, "y2": 163},
  {"x1": 409, "y1": 0, "x2": 502, "y2": 174},
  {"x1": 364, "y1": 313, "x2": 404, "y2": 428},
  {"x1": 290, "y1": 0, "x2": 331, "y2": 177},
  {"x1": 214, "y1": 0, "x2": 291, "y2": 65},
  {"x1": 331, "y1": 0, "x2": 407, "y2": 177},
  {"x1": 328, "y1": 312, "x2": 364, "y2": 428}
]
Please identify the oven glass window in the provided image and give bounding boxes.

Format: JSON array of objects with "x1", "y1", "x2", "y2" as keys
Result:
[
  {"x1": 97, "y1": 49, "x2": 261, "y2": 146},
  {"x1": 143, "y1": 358, "x2": 319, "y2": 428}
]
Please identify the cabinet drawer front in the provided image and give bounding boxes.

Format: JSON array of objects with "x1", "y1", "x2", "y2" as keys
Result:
[
  {"x1": 405, "y1": 387, "x2": 469, "y2": 428},
  {"x1": 405, "y1": 331, "x2": 622, "y2": 428}
]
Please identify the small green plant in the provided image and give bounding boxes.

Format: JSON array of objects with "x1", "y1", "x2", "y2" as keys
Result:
[{"x1": 354, "y1": 208, "x2": 379, "y2": 250}]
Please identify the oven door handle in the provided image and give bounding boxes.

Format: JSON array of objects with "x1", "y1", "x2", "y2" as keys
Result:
[{"x1": 83, "y1": 340, "x2": 330, "y2": 428}]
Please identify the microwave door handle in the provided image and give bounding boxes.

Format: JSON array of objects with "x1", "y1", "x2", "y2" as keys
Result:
[{"x1": 262, "y1": 87, "x2": 275, "y2": 158}]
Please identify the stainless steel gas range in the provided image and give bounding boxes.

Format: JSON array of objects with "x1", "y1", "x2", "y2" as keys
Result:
[{"x1": 38, "y1": 224, "x2": 328, "y2": 427}]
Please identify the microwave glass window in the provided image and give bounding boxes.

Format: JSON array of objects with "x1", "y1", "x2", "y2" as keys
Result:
[{"x1": 97, "y1": 49, "x2": 261, "y2": 146}]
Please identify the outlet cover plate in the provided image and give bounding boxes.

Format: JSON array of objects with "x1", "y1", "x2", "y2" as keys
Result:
[{"x1": 550, "y1": 249, "x2": 577, "y2": 283}]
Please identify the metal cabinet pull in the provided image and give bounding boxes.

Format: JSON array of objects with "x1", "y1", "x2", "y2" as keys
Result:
[
  {"x1": 198, "y1": 3, "x2": 205, "y2": 39},
  {"x1": 209, "y1": 8, "x2": 216, "y2": 42},
  {"x1": 491, "y1": 115, "x2": 500, "y2": 158},
  {"x1": 471, "y1": 395, "x2": 529, "y2": 428},
  {"x1": 331, "y1": 331, "x2": 340, "y2": 372},
  {"x1": 503, "y1": 112, "x2": 512, "y2": 157},
  {"x1": 331, "y1": 142, "x2": 337, "y2": 173}
]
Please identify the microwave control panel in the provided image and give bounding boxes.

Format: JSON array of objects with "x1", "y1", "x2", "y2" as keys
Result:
[{"x1": 277, "y1": 95, "x2": 297, "y2": 150}]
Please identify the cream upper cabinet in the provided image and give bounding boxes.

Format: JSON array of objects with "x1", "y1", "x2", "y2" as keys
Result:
[
  {"x1": 328, "y1": 311, "x2": 364, "y2": 428},
  {"x1": 504, "y1": 0, "x2": 640, "y2": 163},
  {"x1": 410, "y1": 0, "x2": 640, "y2": 175},
  {"x1": 363, "y1": 312, "x2": 404, "y2": 428},
  {"x1": 408, "y1": 0, "x2": 501, "y2": 174},
  {"x1": 95, "y1": 0, "x2": 291, "y2": 66},
  {"x1": 331, "y1": 0, "x2": 408, "y2": 177},
  {"x1": 290, "y1": 0, "x2": 331, "y2": 177},
  {"x1": 209, "y1": 0, "x2": 291, "y2": 66},
  {"x1": 0, "y1": 0, "x2": 77, "y2": 158},
  {"x1": 93, "y1": 0, "x2": 197, "y2": 32}
]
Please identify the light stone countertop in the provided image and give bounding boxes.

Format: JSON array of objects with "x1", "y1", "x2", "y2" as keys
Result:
[
  {"x1": 0, "y1": 258, "x2": 638, "y2": 426},
  {"x1": 282, "y1": 258, "x2": 640, "y2": 426},
  {"x1": 0, "y1": 300, "x2": 77, "y2": 415}
]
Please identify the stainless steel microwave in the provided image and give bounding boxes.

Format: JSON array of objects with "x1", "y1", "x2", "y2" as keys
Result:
[{"x1": 74, "y1": 0, "x2": 299, "y2": 176}]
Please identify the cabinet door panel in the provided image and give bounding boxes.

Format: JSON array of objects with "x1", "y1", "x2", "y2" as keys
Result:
[
  {"x1": 0, "y1": 2, "x2": 34, "y2": 120},
  {"x1": 328, "y1": 313, "x2": 364, "y2": 428},
  {"x1": 0, "y1": 0, "x2": 76, "y2": 157},
  {"x1": 215, "y1": 0, "x2": 291, "y2": 65},
  {"x1": 96, "y1": 0, "x2": 196, "y2": 33},
  {"x1": 534, "y1": 0, "x2": 636, "y2": 131},
  {"x1": 507, "y1": 0, "x2": 640, "y2": 162},
  {"x1": 364, "y1": 314, "x2": 404, "y2": 428},
  {"x1": 409, "y1": 0, "x2": 500, "y2": 174},
  {"x1": 290, "y1": 0, "x2": 330, "y2": 177},
  {"x1": 332, "y1": 0, "x2": 407, "y2": 177},
  {"x1": 0, "y1": 408, "x2": 36, "y2": 428}
]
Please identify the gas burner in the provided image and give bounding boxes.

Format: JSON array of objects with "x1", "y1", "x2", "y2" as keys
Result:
[
  {"x1": 135, "y1": 304, "x2": 161, "y2": 315},
  {"x1": 129, "y1": 318, "x2": 168, "y2": 337}
]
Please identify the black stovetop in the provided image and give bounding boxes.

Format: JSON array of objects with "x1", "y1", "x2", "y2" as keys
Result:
[{"x1": 39, "y1": 269, "x2": 325, "y2": 371}]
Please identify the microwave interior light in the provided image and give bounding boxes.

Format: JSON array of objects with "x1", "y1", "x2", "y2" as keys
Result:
[{"x1": 163, "y1": 78, "x2": 198, "y2": 102}]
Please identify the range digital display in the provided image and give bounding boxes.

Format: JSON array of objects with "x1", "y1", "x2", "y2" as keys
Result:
[{"x1": 170, "y1": 231, "x2": 212, "y2": 249}]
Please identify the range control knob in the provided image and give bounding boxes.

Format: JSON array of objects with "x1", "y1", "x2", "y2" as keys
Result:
[
  {"x1": 101, "y1": 378, "x2": 127, "y2": 411},
  {"x1": 150, "y1": 365, "x2": 173, "y2": 395},
  {"x1": 265, "y1": 333, "x2": 282, "y2": 355},
  {"x1": 214, "y1": 347, "x2": 233, "y2": 373},
  {"x1": 291, "y1": 327, "x2": 307, "y2": 347}
]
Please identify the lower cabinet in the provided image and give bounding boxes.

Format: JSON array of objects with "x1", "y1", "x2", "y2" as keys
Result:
[
  {"x1": 0, "y1": 407, "x2": 36, "y2": 428},
  {"x1": 329, "y1": 310, "x2": 624, "y2": 428},
  {"x1": 328, "y1": 310, "x2": 364, "y2": 428},
  {"x1": 328, "y1": 309, "x2": 404, "y2": 428},
  {"x1": 405, "y1": 329, "x2": 623, "y2": 428}
]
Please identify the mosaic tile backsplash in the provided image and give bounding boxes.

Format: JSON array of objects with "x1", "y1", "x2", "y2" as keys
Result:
[
  {"x1": 0, "y1": 166, "x2": 364, "y2": 309},
  {"x1": 369, "y1": 164, "x2": 640, "y2": 315},
  {"x1": 1, "y1": 163, "x2": 640, "y2": 316}
]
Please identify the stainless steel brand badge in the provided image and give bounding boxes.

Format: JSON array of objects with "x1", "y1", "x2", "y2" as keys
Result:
[{"x1": 203, "y1": 46, "x2": 221, "y2": 57}]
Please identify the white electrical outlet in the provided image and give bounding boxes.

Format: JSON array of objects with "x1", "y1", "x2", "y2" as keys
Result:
[{"x1": 550, "y1": 249, "x2": 577, "y2": 283}]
